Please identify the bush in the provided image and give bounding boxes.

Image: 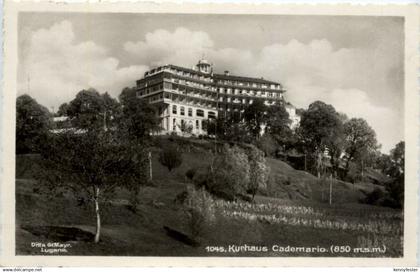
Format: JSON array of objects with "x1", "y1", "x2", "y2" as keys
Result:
[
  {"x1": 185, "y1": 168, "x2": 197, "y2": 181},
  {"x1": 206, "y1": 145, "x2": 250, "y2": 200},
  {"x1": 158, "y1": 144, "x2": 182, "y2": 172},
  {"x1": 385, "y1": 176, "x2": 404, "y2": 209},
  {"x1": 363, "y1": 187, "x2": 384, "y2": 205},
  {"x1": 255, "y1": 134, "x2": 277, "y2": 157},
  {"x1": 183, "y1": 185, "x2": 216, "y2": 238},
  {"x1": 247, "y1": 146, "x2": 270, "y2": 200},
  {"x1": 192, "y1": 169, "x2": 209, "y2": 188},
  {"x1": 191, "y1": 145, "x2": 267, "y2": 201}
]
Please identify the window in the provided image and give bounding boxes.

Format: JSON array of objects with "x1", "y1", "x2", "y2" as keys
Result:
[
  {"x1": 173, "y1": 118, "x2": 176, "y2": 130},
  {"x1": 188, "y1": 108, "x2": 193, "y2": 117},
  {"x1": 196, "y1": 120, "x2": 200, "y2": 129},
  {"x1": 196, "y1": 109, "x2": 204, "y2": 117},
  {"x1": 208, "y1": 111, "x2": 216, "y2": 119},
  {"x1": 180, "y1": 106, "x2": 185, "y2": 116},
  {"x1": 172, "y1": 105, "x2": 177, "y2": 114}
]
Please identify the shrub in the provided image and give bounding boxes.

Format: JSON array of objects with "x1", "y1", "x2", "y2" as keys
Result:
[
  {"x1": 247, "y1": 146, "x2": 270, "y2": 200},
  {"x1": 255, "y1": 134, "x2": 277, "y2": 157},
  {"x1": 363, "y1": 187, "x2": 384, "y2": 206},
  {"x1": 183, "y1": 185, "x2": 216, "y2": 239},
  {"x1": 158, "y1": 144, "x2": 182, "y2": 172},
  {"x1": 128, "y1": 189, "x2": 140, "y2": 213},
  {"x1": 206, "y1": 145, "x2": 250, "y2": 200},
  {"x1": 185, "y1": 168, "x2": 197, "y2": 181},
  {"x1": 174, "y1": 190, "x2": 189, "y2": 205},
  {"x1": 192, "y1": 169, "x2": 209, "y2": 188},
  {"x1": 385, "y1": 175, "x2": 404, "y2": 209}
]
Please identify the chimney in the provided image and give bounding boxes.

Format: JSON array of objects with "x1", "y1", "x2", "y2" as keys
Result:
[{"x1": 224, "y1": 70, "x2": 230, "y2": 76}]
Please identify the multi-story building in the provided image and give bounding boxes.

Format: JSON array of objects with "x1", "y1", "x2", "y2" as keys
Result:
[{"x1": 135, "y1": 59, "x2": 299, "y2": 136}]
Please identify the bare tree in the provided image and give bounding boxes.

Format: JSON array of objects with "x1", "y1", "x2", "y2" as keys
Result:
[{"x1": 38, "y1": 131, "x2": 149, "y2": 243}]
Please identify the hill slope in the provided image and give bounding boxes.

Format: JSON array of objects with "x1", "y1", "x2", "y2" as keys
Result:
[
  {"x1": 16, "y1": 146, "x2": 381, "y2": 205},
  {"x1": 15, "y1": 151, "x2": 400, "y2": 257}
]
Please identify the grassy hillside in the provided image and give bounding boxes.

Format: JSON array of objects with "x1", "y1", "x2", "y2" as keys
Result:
[
  {"x1": 16, "y1": 145, "x2": 382, "y2": 205},
  {"x1": 266, "y1": 157, "x2": 384, "y2": 204},
  {"x1": 15, "y1": 146, "x2": 402, "y2": 257}
]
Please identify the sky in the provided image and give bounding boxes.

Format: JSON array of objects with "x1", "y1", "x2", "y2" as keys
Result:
[{"x1": 17, "y1": 12, "x2": 404, "y2": 153}]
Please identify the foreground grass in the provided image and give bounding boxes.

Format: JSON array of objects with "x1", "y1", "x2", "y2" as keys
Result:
[{"x1": 16, "y1": 177, "x2": 402, "y2": 257}]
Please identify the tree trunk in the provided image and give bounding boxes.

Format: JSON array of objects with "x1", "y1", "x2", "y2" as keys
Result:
[
  {"x1": 344, "y1": 153, "x2": 354, "y2": 178},
  {"x1": 148, "y1": 151, "x2": 153, "y2": 182},
  {"x1": 94, "y1": 186, "x2": 101, "y2": 243},
  {"x1": 329, "y1": 175, "x2": 333, "y2": 205},
  {"x1": 361, "y1": 159, "x2": 364, "y2": 183}
]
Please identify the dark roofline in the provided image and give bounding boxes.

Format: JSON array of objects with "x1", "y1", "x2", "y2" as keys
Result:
[
  {"x1": 213, "y1": 73, "x2": 282, "y2": 86},
  {"x1": 144, "y1": 63, "x2": 284, "y2": 87},
  {"x1": 166, "y1": 64, "x2": 211, "y2": 77}
]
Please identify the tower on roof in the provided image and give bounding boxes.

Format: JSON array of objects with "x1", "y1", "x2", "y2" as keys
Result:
[{"x1": 196, "y1": 59, "x2": 212, "y2": 74}]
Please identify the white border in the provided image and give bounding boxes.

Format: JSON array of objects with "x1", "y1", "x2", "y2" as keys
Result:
[{"x1": 1, "y1": 1, "x2": 418, "y2": 267}]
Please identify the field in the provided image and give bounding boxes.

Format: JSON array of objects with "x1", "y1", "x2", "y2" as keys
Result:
[{"x1": 15, "y1": 146, "x2": 403, "y2": 257}]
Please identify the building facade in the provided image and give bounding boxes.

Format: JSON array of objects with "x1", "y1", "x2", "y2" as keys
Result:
[{"x1": 135, "y1": 59, "x2": 299, "y2": 136}]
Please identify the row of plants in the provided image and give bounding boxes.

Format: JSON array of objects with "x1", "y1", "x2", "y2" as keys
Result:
[
  {"x1": 219, "y1": 209, "x2": 402, "y2": 235},
  {"x1": 215, "y1": 200, "x2": 403, "y2": 220}
]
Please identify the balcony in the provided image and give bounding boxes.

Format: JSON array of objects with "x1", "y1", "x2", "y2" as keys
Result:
[{"x1": 166, "y1": 78, "x2": 215, "y2": 93}]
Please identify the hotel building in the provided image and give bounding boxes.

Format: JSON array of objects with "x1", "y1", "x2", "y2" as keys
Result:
[{"x1": 135, "y1": 59, "x2": 299, "y2": 135}]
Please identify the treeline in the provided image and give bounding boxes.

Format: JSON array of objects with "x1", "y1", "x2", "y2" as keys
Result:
[
  {"x1": 16, "y1": 87, "x2": 163, "y2": 243},
  {"x1": 204, "y1": 99, "x2": 401, "y2": 182},
  {"x1": 16, "y1": 87, "x2": 159, "y2": 153},
  {"x1": 204, "y1": 99, "x2": 404, "y2": 208}
]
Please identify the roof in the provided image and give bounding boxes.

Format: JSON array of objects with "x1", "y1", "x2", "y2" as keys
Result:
[
  {"x1": 213, "y1": 73, "x2": 283, "y2": 86},
  {"x1": 197, "y1": 59, "x2": 210, "y2": 65},
  {"x1": 285, "y1": 102, "x2": 295, "y2": 108},
  {"x1": 144, "y1": 63, "x2": 284, "y2": 87},
  {"x1": 167, "y1": 64, "x2": 211, "y2": 77}
]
